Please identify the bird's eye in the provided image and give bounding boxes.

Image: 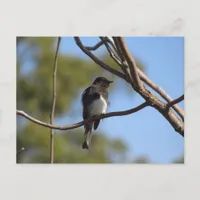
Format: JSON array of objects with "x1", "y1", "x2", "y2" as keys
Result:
[{"x1": 103, "y1": 83, "x2": 108, "y2": 87}]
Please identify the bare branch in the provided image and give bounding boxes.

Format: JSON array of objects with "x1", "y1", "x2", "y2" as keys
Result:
[
  {"x1": 104, "y1": 37, "x2": 120, "y2": 55},
  {"x1": 112, "y1": 37, "x2": 126, "y2": 62},
  {"x1": 85, "y1": 40, "x2": 104, "y2": 51},
  {"x1": 100, "y1": 37, "x2": 132, "y2": 83},
  {"x1": 136, "y1": 89, "x2": 184, "y2": 136},
  {"x1": 49, "y1": 37, "x2": 61, "y2": 163},
  {"x1": 117, "y1": 37, "x2": 143, "y2": 90},
  {"x1": 138, "y1": 69, "x2": 184, "y2": 120},
  {"x1": 112, "y1": 38, "x2": 184, "y2": 132},
  {"x1": 99, "y1": 37, "x2": 121, "y2": 63},
  {"x1": 166, "y1": 95, "x2": 184, "y2": 109},
  {"x1": 74, "y1": 37, "x2": 128, "y2": 81},
  {"x1": 110, "y1": 37, "x2": 184, "y2": 120},
  {"x1": 103, "y1": 37, "x2": 183, "y2": 119},
  {"x1": 17, "y1": 102, "x2": 149, "y2": 130}
]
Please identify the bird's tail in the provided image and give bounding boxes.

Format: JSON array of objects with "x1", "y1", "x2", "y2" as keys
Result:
[{"x1": 82, "y1": 123, "x2": 93, "y2": 149}]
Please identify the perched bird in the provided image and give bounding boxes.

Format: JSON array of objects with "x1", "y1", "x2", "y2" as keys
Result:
[{"x1": 81, "y1": 76, "x2": 113, "y2": 149}]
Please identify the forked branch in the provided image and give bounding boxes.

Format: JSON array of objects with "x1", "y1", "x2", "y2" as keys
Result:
[
  {"x1": 97, "y1": 37, "x2": 184, "y2": 121},
  {"x1": 116, "y1": 37, "x2": 143, "y2": 90}
]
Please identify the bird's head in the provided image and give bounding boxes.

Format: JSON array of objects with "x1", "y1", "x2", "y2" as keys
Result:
[{"x1": 92, "y1": 76, "x2": 113, "y2": 88}]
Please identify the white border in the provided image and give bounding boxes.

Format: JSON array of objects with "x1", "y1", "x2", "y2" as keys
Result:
[{"x1": 1, "y1": 0, "x2": 199, "y2": 199}]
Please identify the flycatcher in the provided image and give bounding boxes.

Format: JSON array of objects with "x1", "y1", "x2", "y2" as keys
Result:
[{"x1": 81, "y1": 76, "x2": 113, "y2": 149}]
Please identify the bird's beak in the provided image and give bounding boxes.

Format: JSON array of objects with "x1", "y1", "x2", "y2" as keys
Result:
[{"x1": 108, "y1": 80, "x2": 113, "y2": 84}]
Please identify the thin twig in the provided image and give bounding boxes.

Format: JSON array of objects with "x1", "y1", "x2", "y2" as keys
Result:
[
  {"x1": 99, "y1": 37, "x2": 121, "y2": 62},
  {"x1": 50, "y1": 37, "x2": 61, "y2": 163},
  {"x1": 85, "y1": 40, "x2": 104, "y2": 50},
  {"x1": 100, "y1": 37, "x2": 122, "y2": 61},
  {"x1": 17, "y1": 102, "x2": 149, "y2": 130},
  {"x1": 112, "y1": 37, "x2": 126, "y2": 62},
  {"x1": 104, "y1": 37, "x2": 120, "y2": 55},
  {"x1": 166, "y1": 95, "x2": 184, "y2": 109},
  {"x1": 100, "y1": 37, "x2": 132, "y2": 83},
  {"x1": 99, "y1": 37, "x2": 126, "y2": 72}
]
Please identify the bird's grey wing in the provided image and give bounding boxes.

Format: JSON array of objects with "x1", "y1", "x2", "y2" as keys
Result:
[
  {"x1": 82, "y1": 86, "x2": 97, "y2": 114},
  {"x1": 82, "y1": 86, "x2": 91, "y2": 120},
  {"x1": 81, "y1": 86, "x2": 100, "y2": 149},
  {"x1": 82, "y1": 86, "x2": 100, "y2": 120},
  {"x1": 82, "y1": 86, "x2": 102, "y2": 130},
  {"x1": 82, "y1": 86, "x2": 98, "y2": 108}
]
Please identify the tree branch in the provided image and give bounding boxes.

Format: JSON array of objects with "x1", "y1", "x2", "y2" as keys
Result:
[
  {"x1": 112, "y1": 37, "x2": 126, "y2": 62},
  {"x1": 97, "y1": 37, "x2": 183, "y2": 120},
  {"x1": 17, "y1": 102, "x2": 149, "y2": 130},
  {"x1": 85, "y1": 40, "x2": 104, "y2": 51},
  {"x1": 104, "y1": 37, "x2": 120, "y2": 55},
  {"x1": 139, "y1": 89, "x2": 184, "y2": 136},
  {"x1": 99, "y1": 37, "x2": 132, "y2": 82},
  {"x1": 166, "y1": 95, "x2": 184, "y2": 109},
  {"x1": 117, "y1": 37, "x2": 143, "y2": 90},
  {"x1": 99, "y1": 37, "x2": 121, "y2": 63},
  {"x1": 116, "y1": 37, "x2": 184, "y2": 136},
  {"x1": 49, "y1": 37, "x2": 61, "y2": 163},
  {"x1": 74, "y1": 37, "x2": 128, "y2": 81},
  {"x1": 103, "y1": 37, "x2": 183, "y2": 121},
  {"x1": 137, "y1": 69, "x2": 184, "y2": 120}
]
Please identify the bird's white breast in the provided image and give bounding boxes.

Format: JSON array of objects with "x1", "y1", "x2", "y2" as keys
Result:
[{"x1": 89, "y1": 95, "x2": 107, "y2": 117}]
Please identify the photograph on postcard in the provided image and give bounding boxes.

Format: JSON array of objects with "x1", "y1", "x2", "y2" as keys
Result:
[{"x1": 16, "y1": 37, "x2": 184, "y2": 164}]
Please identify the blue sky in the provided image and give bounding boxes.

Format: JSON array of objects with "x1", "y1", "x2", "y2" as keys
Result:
[{"x1": 56, "y1": 37, "x2": 184, "y2": 164}]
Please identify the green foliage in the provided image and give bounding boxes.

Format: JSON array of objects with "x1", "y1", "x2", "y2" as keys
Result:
[{"x1": 17, "y1": 37, "x2": 147, "y2": 163}]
